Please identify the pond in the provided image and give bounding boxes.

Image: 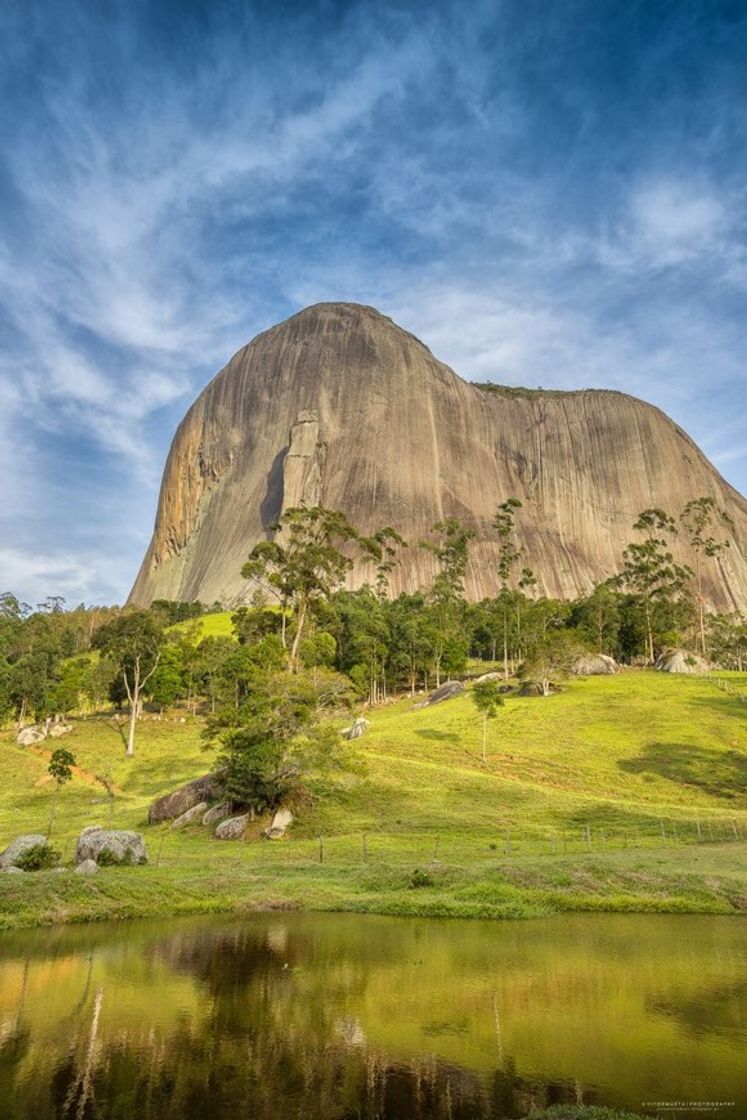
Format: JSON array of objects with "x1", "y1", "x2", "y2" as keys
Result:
[{"x1": 0, "y1": 912, "x2": 744, "y2": 1119}]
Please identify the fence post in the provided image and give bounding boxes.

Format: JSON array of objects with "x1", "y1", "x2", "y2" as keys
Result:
[
  {"x1": 362, "y1": 834, "x2": 368, "y2": 863},
  {"x1": 732, "y1": 820, "x2": 739, "y2": 841},
  {"x1": 659, "y1": 820, "x2": 666, "y2": 845},
  {"x1": 318, "y1": 836, "x2": 324, "y2": 864},
  {"x1": 433, "y1": 835, "x2": 440, "y2": 860},
  {"x1": 585, "y1": 825, "x2": 592, "y2": 852},
  {"x1": 504, "y1": 829, "x2": 512, "y2": 857}
]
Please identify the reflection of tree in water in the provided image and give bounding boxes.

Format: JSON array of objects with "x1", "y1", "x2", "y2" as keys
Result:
[
  {"x1": 46, "y1": 1025, "x2": 591, "y2": 1120},
  {"x1": 35, "y1": 924, "x2": 597, "y2": 1120}
]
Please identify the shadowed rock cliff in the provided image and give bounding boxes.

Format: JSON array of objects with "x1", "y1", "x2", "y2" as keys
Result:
[{"x1": 129, "y1": 303, "x2": 747, "y2": 610}]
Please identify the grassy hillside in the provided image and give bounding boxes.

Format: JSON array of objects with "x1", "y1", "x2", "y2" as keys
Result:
[
  {"x1": 169, "y1": 610, "x2": 235, "y2": 640},
  {"x1": 1, "y1": 670, "x2": 745, "y2": 929}
]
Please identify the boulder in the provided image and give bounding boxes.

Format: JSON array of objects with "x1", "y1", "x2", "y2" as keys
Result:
[
  {"x1": 472, "y1": 670, "x2": 502, "y2": 684},
  {"x1": 202, "y1": 803, "x2": 230, "y2": 826},
  {"x1": 571, "y1": 653, "x2": 619, "y2": 676},
  {"x1": 74, "y1": 859, "x2": 99, "y2": 875},
  {"x1": 148, "y1": 774, "x2": 220, "y2": 823},
  {"x1": 0, "y1": 833, "x2": 48, "y2": 869},
  {"x1": 2, "y1": 866, "x2": 25, "y2": 875},
  {"x1": 655, "y1": 649, "x2": 710, "y2": 675},
  {"x1": 416, "y1": 680, "x2": 464, "y2": 708},
  {"x1": 16, "y1": 727, "x2": 47, "y2": 746},
  {"x1": 48, "y1": 722, "x2": 73, "y2": 739},
  {"x1": 263, "y1": 807, "x2": 293, "y2": 840},
  {"x1": 517, "y1": 681, "x2": 562, "y2": 697},
  {"x1": 170, "y1": 801, "x2": 209, "y2": 830},
  {"x1": 215, "y1": 814, "x2": 250, "y2": 840},
  {"x1": 341, "y1": 717, "x2": 370, "y2": 740},
  {"x1": 75, "y1": 827, "x2": 148, "y2": 865}
]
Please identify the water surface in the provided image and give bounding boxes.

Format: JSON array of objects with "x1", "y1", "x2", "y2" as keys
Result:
[{"x1": 0, "y1": 912, "x2": 745, "y2": 1119}]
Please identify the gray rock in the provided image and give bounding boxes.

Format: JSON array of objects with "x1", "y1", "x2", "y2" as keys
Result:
[
  {"x1": 341, "y1": 717, "x2": 370, "y2": 740},
  {"x1": 75, "y1": 827, "x2": 148, "y2": 865},
  {"x1": 202, "y1": 802, "x2": 230, "y2": 826},
  {"x1": 472, "y1": 670, "x2": 502, "y2": 683},
  {"x1": 0, "y1": 833, "x2": 48, "y2": 869},
  {"x1": 148, "y1": 773, "x2": 221, "y2": 824},
  {"x1": 571, "y1": 653, "x2": 619, "y2": 676},
  {"x1": 170, "y1": 801, "x2": 209, "y2": 829},
  {"x1": 263, "y1": 807, "x2": 293, "y2": 840},
  {"x1": 215, "y1": 814, "x2": 250, "y2": 840},
  {"x1": 416, "y1": 680, "x2": 464, "y2": 708},
  {"x1": 655, "y1": 649, "x2": 710, "y2": 675},
  {"x1": 16, "y1": 727, "x2": 46, "y2": 746},
  {"x1": 2, "y1": 865, "x2": 25, "y2": 874},
  {"x1": 48, "y1": 721, "x2": 73, "y2": 738},
  {"x1": 74, "y1": 859, "x2": 99, "y2": 875}
]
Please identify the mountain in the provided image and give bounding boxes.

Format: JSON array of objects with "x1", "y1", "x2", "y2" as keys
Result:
[{"x1": 129, "y1": 302, "x2": 747, "y2": 611}]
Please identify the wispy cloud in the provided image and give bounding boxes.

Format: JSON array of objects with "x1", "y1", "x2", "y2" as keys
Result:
[{"x1": 0, "y1": 0, "x2": 745, "y2": 603}]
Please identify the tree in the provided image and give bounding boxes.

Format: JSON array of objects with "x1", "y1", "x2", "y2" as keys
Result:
[
  {"x1": 471, "y1": 680, "x2": 504, "y2": 763},
  {"x1": 421, "y1": 519, "x2": 475, "y2": 686},
  {"x1": 493, "y1": 499, "x2": 534, "y2": 677},
  {"x1": 615, "y1": 509, "x2": 692, "y2": 664},
  {"x1": 570, "y1": 583, "x2": 621, "y2": 655},
  {"x1": 242, "y1": 506, "x2": 361, "y2": 672},
  {"x1": 47, "y1": 747, "x2": 76, "y2": 837},
  {"x1": 680, "y1": 496, "x2": 734, "y2": 657},
  {"x1": 94, "y1": 611, "x2": 164, "y2": 756},
  {"x1": 204, "y1": 668, "x2": 347, "y2": 813},
  {"x1": 519, "y1": 630, "x2": 586, "y2": 696}
]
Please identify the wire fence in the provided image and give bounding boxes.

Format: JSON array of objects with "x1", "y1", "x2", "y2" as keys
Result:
[{"x1": 151, "y1": 815, "x2": 747, "y2": 872}]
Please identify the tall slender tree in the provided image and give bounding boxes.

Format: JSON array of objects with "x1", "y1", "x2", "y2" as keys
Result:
[
  {"x1": 616, "y1": 508, "x2": 692, "y2": 664},
  {"x1": 680, "y1": 496, "x2": 734, "y2": 657}
]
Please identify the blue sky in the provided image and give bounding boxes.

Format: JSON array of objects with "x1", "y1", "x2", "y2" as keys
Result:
[{"x1": 1, "y1": 0, "x2": 745, "y2": 605}]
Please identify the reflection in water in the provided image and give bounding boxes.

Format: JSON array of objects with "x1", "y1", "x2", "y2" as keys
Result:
[{"x1": 0, "y1": 912, "x2": 744, "y2": 1120}]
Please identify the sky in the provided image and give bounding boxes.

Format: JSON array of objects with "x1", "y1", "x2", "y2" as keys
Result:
[{"x1": 1, "y1": 0, "x2": 746, "y2": 606}]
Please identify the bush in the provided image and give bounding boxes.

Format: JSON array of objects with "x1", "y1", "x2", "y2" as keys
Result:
[
  {"x1": 16, "y1": 844, "x2": 60, "y2": 871},
  {"x1": 409, "y1": 868, "x2": 433, "y2": 889},
  {"x1": 97, "y1": 848, "x2": 136, "y2": 867}
]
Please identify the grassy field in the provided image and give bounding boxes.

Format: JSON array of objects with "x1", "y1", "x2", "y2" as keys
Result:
[{"x1": 1, "y1": 669, "x2": 745, "y2": 930}]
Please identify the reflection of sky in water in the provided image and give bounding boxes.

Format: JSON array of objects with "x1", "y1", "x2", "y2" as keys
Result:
[{"x1": 0, "y1": 912, "x2": 745, "y2": 1119}]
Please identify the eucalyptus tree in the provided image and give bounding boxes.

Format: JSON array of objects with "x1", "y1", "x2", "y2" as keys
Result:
[
  {"x1": 242, "y1": 506, "x2": 372, "y2": 672},
  {"x1": 95, "y1": 611, "x2": 164, "y2": 756},
  {"x1": 680, "y1": 496, "x2": 734, "y2": 656},
  {"x1": 616, "y1": 508, "x2": 692, "y2": 664}
]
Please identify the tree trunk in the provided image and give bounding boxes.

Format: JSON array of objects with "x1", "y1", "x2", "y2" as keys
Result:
[{"x1": 289, "y1": 599, "x2": 307, "y2": 673}]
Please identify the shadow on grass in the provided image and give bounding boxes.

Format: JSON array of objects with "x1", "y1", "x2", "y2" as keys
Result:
[{"x1": 618, "y1": 741, "x2": 747, "y2": 801}]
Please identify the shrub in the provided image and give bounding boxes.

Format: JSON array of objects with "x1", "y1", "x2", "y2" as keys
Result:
[
  {"x1": 409, "y1": 868, "x2": 433, "y2": 889},
  {"x1": 16, "y1": 844, "x2": 60, "y2": 871}
]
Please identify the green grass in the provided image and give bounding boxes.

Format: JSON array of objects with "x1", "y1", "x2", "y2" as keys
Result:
[
  {"x1": 1, "y1": 670, "x2": 745, "y2": 930},
  {"x1": 169, "y1": 610, "x2": 236, "y2": 640}
]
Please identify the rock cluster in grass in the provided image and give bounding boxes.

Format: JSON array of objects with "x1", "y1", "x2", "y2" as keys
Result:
[{"x1": 148, "y1": 773, "x2": 220, "y2": 823}]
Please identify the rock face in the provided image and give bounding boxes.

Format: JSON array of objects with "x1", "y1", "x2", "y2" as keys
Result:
[
  {"x1": 75, "y1": 827, "x2": 148, "y2": 865},
  {"x1": 129, "y1": 303, "x2": 747, "y2": 611}
]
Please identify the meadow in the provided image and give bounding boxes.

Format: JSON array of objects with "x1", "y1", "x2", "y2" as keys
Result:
[{"x1": 1, "y1": 668, "x2": 745, "y2": 930}]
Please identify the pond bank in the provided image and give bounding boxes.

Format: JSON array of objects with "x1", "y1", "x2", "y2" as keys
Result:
[{"x1": 1, "y1": 842, "x2": 745, "y2": 931}]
